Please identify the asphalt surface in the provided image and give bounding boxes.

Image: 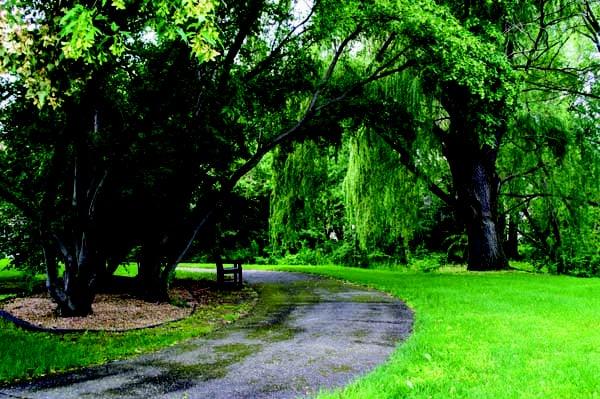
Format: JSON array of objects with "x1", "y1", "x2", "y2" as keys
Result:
[{"x1": 0, "y1": 270, "x2": 413, "y2": 399}]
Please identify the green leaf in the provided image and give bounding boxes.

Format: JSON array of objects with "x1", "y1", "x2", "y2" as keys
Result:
[
  {"x1": 176, "y1": 27, "x2": 188, "y2": 43},
  {"x1": 111, "y1": 0, "x2": 126, "y2": 10}
]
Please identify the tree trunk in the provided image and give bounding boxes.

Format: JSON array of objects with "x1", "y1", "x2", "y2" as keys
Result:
[
  {"x1": 137, "y1": 241, "x2": 170, "y2": 302},
  {"x1": 504, "y1": 213, "x2": 520, "y2": 259},
  {"x1": 60, "y1": 262, "x2": 97, "y2": 316},
  {"x1": 41, "y1": 233, "x2": 98, "y2": 316},
  {"x1": 95, "y1": 257, "x2": 119, "y2": 290},
  {"x1": 444, "y1": 141, "x2": 508, "y2": 271},
  {"x1": 441, "y1": 83, "x2": 509, "y2": 271},
  {"x1": 42, "y1": 237, "x2": 67, "y2": 306}
]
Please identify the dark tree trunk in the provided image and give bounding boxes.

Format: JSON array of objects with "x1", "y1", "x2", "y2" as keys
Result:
[
  {"x1": 441, "y1": 84, "x2": 509, "y2": 271},
  {"x1": 137, "y1": 241, "x2": 170, "y2": 302},
  {"x1": 42, "y1": 100, "x2": 107, "y2": 316},
  {"x1": 504, "y1": 213, "x2": 520, "y2": 259},
  {"x1": 96, "y1": 257, "x2": 119, "y2": 289},
  {"x1": 450, "y1": 157, "x2": 508, "y2": 271},
  {"x1": 41, "y1": 229, "x2": 100, "y2": 316},
  {"x1": 44, "y1": 234, "x2": 99, "y2": 317},
  {"x1": 42, "y1": 237, "x2": 67, "y2": 306},
  {"x1": 60, "y1": 260, "x2": 97, "y2": 316},
  {"x1": 443, "y1": 110, "x2": 508, "y2": 271}
]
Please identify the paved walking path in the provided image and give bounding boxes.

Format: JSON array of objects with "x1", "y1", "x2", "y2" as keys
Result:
[{"x1": 0, "y1": 270, "x2": 413, "y2": 399}]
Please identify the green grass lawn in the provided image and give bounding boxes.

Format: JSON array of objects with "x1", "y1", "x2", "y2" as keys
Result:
[
  {"x1": 170, "y1": 262, "x2": 600, "y2": 397},
  {"x1": 2, "y1": 262, "x2": 599, "y2": 397},
  {"x1": 0, "y1": 266, "x2": 253, "y2": 384},
  {"x1": 258, "y1": 265, "x2": 600, "y2": 399}
]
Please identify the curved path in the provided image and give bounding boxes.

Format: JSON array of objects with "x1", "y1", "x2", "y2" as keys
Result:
[{"x1": 0, "y1": 270, "x2": 413, "y2": 399}]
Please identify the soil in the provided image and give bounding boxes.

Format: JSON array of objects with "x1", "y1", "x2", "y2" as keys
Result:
[{"x1": 1, "y1": 284, "x2": 197, "y2": 332}]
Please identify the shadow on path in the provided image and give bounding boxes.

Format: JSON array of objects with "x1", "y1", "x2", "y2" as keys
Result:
[{"x1": 0, "y1": 270, "x2": 413, "y2": 399}]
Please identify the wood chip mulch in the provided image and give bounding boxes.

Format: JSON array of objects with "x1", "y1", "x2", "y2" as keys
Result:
[{"x1": 1, "y1": 286, "x2": 197, "y2": 332}]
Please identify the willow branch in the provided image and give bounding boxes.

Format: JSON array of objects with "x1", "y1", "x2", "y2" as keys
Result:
[
  {"x1": 500, "y1": 163, "x2": 544, "y2": 187},
  {"x1": 245, "y1": 3, "x2": 317, "y2": 81},
  {"x1": 501, "y1": 192, "x2": 600, "y2": 207},
  {"x1": 378, "y1": 133, "x2": 455, "y2": 207}
]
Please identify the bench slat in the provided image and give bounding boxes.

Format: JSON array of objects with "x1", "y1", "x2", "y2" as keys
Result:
[{"x1": 216, "y1": 260, "x2": 243, "y2": 287}]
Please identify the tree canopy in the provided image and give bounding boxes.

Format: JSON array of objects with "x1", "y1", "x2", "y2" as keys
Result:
[{"x1": 0, "y1": 0, "x2": 598, "y2": 315}]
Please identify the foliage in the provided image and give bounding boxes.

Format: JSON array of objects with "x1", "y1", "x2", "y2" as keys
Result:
[
  {"x1": 1, "y1": 0, "x2": 360, "y2": 311},
  {"x1": 0, "y1": 205, "x2": 43, "y2": 272},
  {"x1": 269, "y1": 140, "x2": 345, "y2": 257},
  {"x1": 499, "y1": 109, "x2": 600, "y2": 275},
  {"x1": 344, "y1": 128, "x2": 422, "y2": 262},
  {"x1": 214, "y1": 158, "x2": 272, "y2": 262},
  {"x1": 0, "y1": 259, "x2": 43, "y2": 300},
  {"x1": 0, "y1": 0, "x2": 599, "y2": 314},
  {"x1": 267, "y1": 127, "x2": 446, "y2": 267},
  {"x1": 263, "y1": 0, "x2": 599, "y2": 274},
  {"x1": 0, "y1": 0, "x2": 219, "y2": 108}
]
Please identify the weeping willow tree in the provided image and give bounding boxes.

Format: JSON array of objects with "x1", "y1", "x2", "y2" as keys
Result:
[
  {"x1": 499, "y1": 109, "x2": 600, "y2": 275},
  {"x1": 268, "y1": 141, "x2": 345, "y2": 259},
  {"x1": 343, "y1": 128, "x2": 424, "y2": 264},
  {"x1": 268, "y1": 131, "x2": 429, "y2": 265},
  {"x1": 491, "y1": 0, "x2": 600, "y2": 275},
  {"x1": 268, "y1": 70, "x2": 449, "y2": 265},
  {"x1": 268, "y1": 126, "x2": 441, "y2": 265},
  {"x1": 341, "y1": 70, "x2": 454, "y2": 264}
]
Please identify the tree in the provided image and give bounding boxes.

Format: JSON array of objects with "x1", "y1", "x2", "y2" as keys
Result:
[
  {"x1": 0, "y1": 0, "x2": 221, "y2": 315},
  {"x1": 496, "y1": 0, "x2": 600, "y2": 274},
  {"x1": 1, "y1": 0, "x2": 422, "y2": 313},
  {"x1": 2, "y1": 0, "x2": 598, "y2": 320},
  {"x1": 340, "y1": 0, "x2": 599, "y2": 271},
  {"x1": 313, "y1": 0, "x2": 517, "y2": 270}
]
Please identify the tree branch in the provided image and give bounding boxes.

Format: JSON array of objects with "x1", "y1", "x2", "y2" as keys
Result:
[
  {"x1": 500, "y1": 163, "x2": 544, "y2": 187},
  {"x1": 501, "y1": 192, "x2": 600, "y2": 207},
  {"x1": 375, "y1": 32, "x2": 397, "y2": 62},
  {"x1": 377, "y1": 133, "x2": 455, "y2": 207},
  {"x1": 314, "y1": 60, "x2": 416, "y2": 113},
  {"x1": 582, "y1": 0, "x2": 600, "y2": 51},
  {"x1": 170, "y1": 22, "x2": 422, "y2": 272},
  {"x1": 88, "y1": 170, "x2": 108, "y2": 218},
  {"x1": 0, "y1": 176, "x2": 38, "y2": 221},
  {"x1": 245, "y1": 2, "x2": 317, "y2": 81},
  {"x1": 218, "y1": 0, "x2": 265, "y2": 92},
  {"x1": 523, "y1": 80, "x2": 600, "y2": 100},
  {"x1": 170, "y1": 26, "x2": 364, "y2": 268}
]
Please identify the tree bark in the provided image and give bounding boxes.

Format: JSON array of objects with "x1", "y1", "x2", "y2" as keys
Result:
[
  {"x1": 60, "y1": 263, "x2": 97, "y2": 316},
  {"x1": 440, "y1": 82, "x2": 509, "y2": 271},
  {"x1": 42, "y1": 100, "x2": 106, "y2": 316},
  {"x1": 504, "y1": 213, "x2": 520, "y2": 259},
  {"x1": 48, "y1": 235, "x2": 99, "y2": 316},
  {"x1": 42, "y1": 237, "x2": 68, "y2": 307},
  {"x1": 444, "y1": 146, "x2": 508, "y2": 270},
  {"x1": 461, "y1": 165, "x2": 506, "y2": 269},
  {"x1": 137, "y1": 240, "x2": 170, "y2": 301}
]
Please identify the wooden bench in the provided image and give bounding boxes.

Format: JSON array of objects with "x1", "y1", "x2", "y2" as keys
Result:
[{"x1": 216, "y1": 259, "x2": 243, "y2": 287}]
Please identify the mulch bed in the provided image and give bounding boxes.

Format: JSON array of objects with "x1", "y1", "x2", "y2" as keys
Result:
[{"x1": 0, "y1": 279, "x2": 214, "y2": 332}]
